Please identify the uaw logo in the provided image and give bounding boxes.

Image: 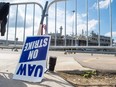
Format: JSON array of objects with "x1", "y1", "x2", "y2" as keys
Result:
[{"x1": 13, "y1": 35, "x2": 51, "y2": 82}]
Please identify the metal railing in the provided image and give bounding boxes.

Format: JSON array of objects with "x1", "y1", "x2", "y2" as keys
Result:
[
  {"x1": 0, "y1": 1, "x2": 115, "y2": 53},
  {"x1": 4, "y1": 2, "x2": 43, "y2": 49}
]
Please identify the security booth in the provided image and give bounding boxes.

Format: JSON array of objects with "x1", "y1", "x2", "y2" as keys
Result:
[{"x1": 0, "y1": 2, "x2": 10, "y2": 36}]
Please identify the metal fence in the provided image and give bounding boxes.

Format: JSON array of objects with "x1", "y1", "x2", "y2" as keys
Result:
[
  {"x1": 0, "y1": 1, "x2": 116, "y2": 52},
  {"x1": 0, "y1": 2, "x2": 43, "y2": 49}
]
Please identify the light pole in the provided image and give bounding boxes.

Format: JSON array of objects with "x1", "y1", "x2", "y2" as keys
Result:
[{"x1": 71, "y1": 10, "x2": 75, "y2": 46}]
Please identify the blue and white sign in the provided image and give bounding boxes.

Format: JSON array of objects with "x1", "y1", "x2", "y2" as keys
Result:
[{"x1": 13, "y1": 35, "x2": 51, "y2": 82}]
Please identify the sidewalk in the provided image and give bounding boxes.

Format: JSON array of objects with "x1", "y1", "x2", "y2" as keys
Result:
[
  {"x1": 74, "y1": 53, "x2": 116, "y2": 73},
  {"x1": 0, "y1": 49, "x2": 85, "y2": 87},
  {"x1": 1, "y1": 49, "x2": 116, "y2": 87}
]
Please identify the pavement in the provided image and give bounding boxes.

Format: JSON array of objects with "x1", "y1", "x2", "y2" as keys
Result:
[
  {"x1": 74, "y1": 53, "x2": 116, "y2": 73},
  {"x1": 0, "y1": 49, "x2": 116, "y2": 87}
]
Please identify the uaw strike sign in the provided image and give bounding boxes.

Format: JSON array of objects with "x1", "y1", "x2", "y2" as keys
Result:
[{"x1": 13, "y1": 35, "x2": 51, "y2": 82}]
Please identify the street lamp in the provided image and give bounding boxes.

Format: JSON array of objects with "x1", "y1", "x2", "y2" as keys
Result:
[{"x1": 71, "y1": 10, "x2": 75, "y2": 46}]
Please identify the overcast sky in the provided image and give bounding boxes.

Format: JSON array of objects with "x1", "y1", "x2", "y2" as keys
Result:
[{"x1": 0, "y1": 0, "x2": 116, "y2": 42}]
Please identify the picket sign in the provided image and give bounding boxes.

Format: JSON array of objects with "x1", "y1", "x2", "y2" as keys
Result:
[
  {"x1": 13, "y1": 35, "x2": 51, "y2": 82},
  {"x1": 13, "y1": 1, "x2": 49, "y2": 82}
]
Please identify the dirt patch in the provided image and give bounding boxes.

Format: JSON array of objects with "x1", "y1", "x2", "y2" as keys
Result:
[{"x1": 57, "y1": 70, "x2": 116, "y2": 87}]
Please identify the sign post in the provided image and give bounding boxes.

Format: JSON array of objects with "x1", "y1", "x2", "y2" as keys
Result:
[
  {"x1": 13, "y1": 35, "x2": 51, "y2": 82},
  {"x1": 38, "y1": 1, "x2": 48, "y2": 35}
]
